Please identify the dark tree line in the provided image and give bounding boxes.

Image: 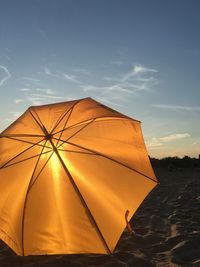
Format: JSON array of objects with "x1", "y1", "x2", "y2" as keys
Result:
[{"x1": 150, "y1": 155, "x2": 200, "y2": 169}]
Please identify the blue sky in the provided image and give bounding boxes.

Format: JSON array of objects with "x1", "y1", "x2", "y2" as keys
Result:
[{"x1": 0, "y1": 0, "x2": 200, "y2": 158}]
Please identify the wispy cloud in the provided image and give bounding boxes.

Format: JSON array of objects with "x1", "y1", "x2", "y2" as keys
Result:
[
  {"x1": 146, "y1": 138, "x2": 163, "y2": 148},
  {"x1": 44, "y1": 67, "x2": 80, "y2": 83},
  {"x1": 0, "y1": 65, "x2": 11, "y2": 87},
  {"x1": 17, "y1": 86, "x2": 67, "y2": 106},
  {"x1": 81, "y1": 64, "x2": 158, "y2": 101},
  {"x1": 16, "y1": 63, "x2": 158, "y2": 109},
  {"x1": 19, "y1": 88, "x2": 32, "y2": 92},
  {"x1": 28, "y1": 93, "x2": 64, "y2": 100},
  {"x1": 19, "y1": 87, "x2": 55, "y2": 95},
  {"x1": 81, "y1": 84, "x2": 132, "y2": 94},
  {"x1": 146, "y1": 133, "x2": 190, "y2": 148},
  {"x1": 25, "y1": 94, "x2": 65, "y2": 105},
  {"x1": 15, "y1": 99, "x2": 24, "y2": 104},
  {"x1": 44, "y1": 67, "x2": 58, "y2": 78},
  {"x1": 21, "y1": 77, "x2": 40, "y2": 82},
  {"x1": 159, "y1": 133, "x2": 190, "y2": 142},
  {"x1": 121, "y1": 64, "x2": 158, "y2": 82},
  {"x1": 153, "y1": 104, "x2": 200, "y2": 112},
  {"x1": 62, "y1": 73, "x2": 79, "y2": 83},
  {"x1": 133, "y1": 65, "x2": 158, "y2": 75},
  {"x1": 134, "y1": 77, "x2": 158, "y2": 83},
  {"x1": 95, "y1": 96, "x2": 123, "y2": 107},
  {"x1": 36, "y1": 88, "x2": 56, "y2": 95}
]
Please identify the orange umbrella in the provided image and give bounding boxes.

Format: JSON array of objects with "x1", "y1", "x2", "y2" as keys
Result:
[{"x1": 0, "y1": 97, "x2": 157, "y2": 256}]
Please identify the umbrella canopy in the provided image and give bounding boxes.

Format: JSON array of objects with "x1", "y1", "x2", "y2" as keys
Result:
[{"x1": 0, "y1": 97, "x2": 157, "y2": 256}]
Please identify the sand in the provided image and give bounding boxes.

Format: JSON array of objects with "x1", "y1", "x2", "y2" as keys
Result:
[{"x1": 0, "y1": 167, "x2": 200, "y2": 267}]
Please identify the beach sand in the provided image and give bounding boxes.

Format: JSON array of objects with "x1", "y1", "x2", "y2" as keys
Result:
[{"x1": 0, "y1": 167, "x2": 200, "y2": 267}]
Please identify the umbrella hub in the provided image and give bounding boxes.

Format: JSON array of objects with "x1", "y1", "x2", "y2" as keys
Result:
[{"x1": 45, "y1": 133, "x2": 53, "y2": 140}]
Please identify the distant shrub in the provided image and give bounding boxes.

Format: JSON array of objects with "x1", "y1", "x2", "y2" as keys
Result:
[{"x1": 150, "y1": 156, "x2": 200, "y2": 169}]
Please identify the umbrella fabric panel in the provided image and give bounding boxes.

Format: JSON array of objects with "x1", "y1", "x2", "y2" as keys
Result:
[
  {"x1": 23, "y1": 153, "x2": 106, "y2": 255},
  {"x1": 0, "y1": 157, "x2": 39, "y2": 255},
  {"x1": 29, "y1": 100, "x2": 77, "y2": 133},
  {"x1": 58, "y1": 118, "x2": 156, "y2": 181},
  {"x1": 1, "y1": 110, "x2": 43, "y2": 136},
  {"x1": 60, "y1": 98, "x2": 134, "y2": 128},
  {"x1": 60, "y1": 150, "x2": 156, "y2": 252},
  {"x1": 0, "y1": 137, "x2": 46, "y2": 168}
]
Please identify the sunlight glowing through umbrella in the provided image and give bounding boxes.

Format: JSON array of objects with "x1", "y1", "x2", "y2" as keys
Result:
[{"x1": 0, "y1": 97, "x2": 157, "y2": 255}]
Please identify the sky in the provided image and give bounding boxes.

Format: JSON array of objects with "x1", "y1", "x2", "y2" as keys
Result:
[{"x1": 0, "y1": 0, "x2": 200, "y2": 158}]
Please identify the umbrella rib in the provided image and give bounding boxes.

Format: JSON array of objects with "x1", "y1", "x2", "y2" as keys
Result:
[
  {"x1": 48, "y1": 139, "x2": 112, "y2": 254},
  {"x1": 0, "y1": 134, "x2": 44, "y2": 138},
  {"x1": 51, "y1": 104, "x2": 74, "y2": 134},
  {"x1": 0, "y1": 138, "x2": 46, "y2": 169},
  {"x1": 51, "y1": 99, "x2": 86, "y2": 145},
  {"x1": 1, "y1": 150, "x2": 52, "y2": 170},
  {"x1": 54, "y1": 119, "x2": 96, "y2": 150},
  {"x1": 53, "y1": 116, "x2": 133, "y2": 136},
  {"x1": 58, "y1": 148, "x2": 96, "y2": 155},
  {"x1": 66, "y1": 141, "x2": 157, "y2": 184},
  {"x1": 51, "y1": 99, "x2": 83, "y2": 135},
  {"x1": 54, "y1": 106, "x2": 74, "y2": 146},
  {"x1": 1, "y1": 136, "x2": 50, "y2": 148},
  {"x1": 51, "y1": 98, "x2": 86, "y2": 135},
  {"x1": 27, "y1": 151, "x2": 54, "y2": 192},
  {"x1": 53, "y1": 118, "x2": 93, "y2": 135},
  {"x1": 66, "y1": 118, "x2": 95, "y2": 142},
  {"x1": 29, "y1": 109, "x2": 46, "y2": 134},
  {"x1": 21, "y1": 140, "x2": 49, "y2": 256}
]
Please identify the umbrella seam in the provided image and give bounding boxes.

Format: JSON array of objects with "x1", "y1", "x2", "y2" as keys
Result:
[{"x1": 65, "y1": 140, "x2": 157, "y2": 184}]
